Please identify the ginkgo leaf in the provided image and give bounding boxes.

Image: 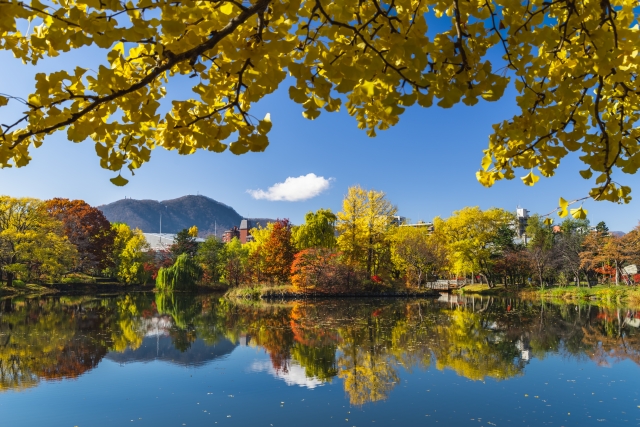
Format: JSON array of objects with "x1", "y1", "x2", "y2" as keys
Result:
[
  {"x1": 0, "y1": 96, "x2": 8, "y2": 107},
  {"x1": 219, "y1": 2, "x2": 234, "y2": 15},
  {"x1": 521, "y1": 171, "x2": 539, "y2": 186},
  {"x1": 543, "y1": 217, "x2": 553, "y2": 226},
  {"x1": 579, "y1": 169, "x2": 593, "y2": 179},
  {"x1": 110, "y1": 175, "x2": 129, "y2": 186},
  {"x1": 570, "y1": 206, "x2": 588, "y2": 220},
  {"x1": 257, "y1": 113, "x2": 272, "y2": 134},
  {"x1": 302, "y1": 109, "x2": 320, "y2": 120},
  {"x1": 558, "y1": 197, "x2": 569, "y2": 218},
  {"x1": 481, "y1": 152, "x2": 492, "y2": 171}
]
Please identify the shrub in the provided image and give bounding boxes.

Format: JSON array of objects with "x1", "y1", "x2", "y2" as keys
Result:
[{"x1": 12, "y1": 279, "x2": 26, "y2": 288}]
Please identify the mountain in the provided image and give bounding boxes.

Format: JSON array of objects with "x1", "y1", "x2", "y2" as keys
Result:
[
  {"x1": 106, "y1": 336, "x2": 237, "y2": 367},
  {"x1": 98, "y1": 195, "x2": 272, "y2": 237}
]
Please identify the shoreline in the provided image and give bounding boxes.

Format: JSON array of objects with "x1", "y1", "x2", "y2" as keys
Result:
[
  {"x1": 225, "y1": 284, "x2": 441, "y2": 301},
  {"x1": 457, "y1": 283, "x2": 640, "y2": 307},
  {"x1": 0, "y1": 282, "x2": 441, "y2": 299},
  {"x1": 0, "y1": 282, "x2": 227, "y2": 298}
]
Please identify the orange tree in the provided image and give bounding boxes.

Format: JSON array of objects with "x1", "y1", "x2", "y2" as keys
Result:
[
  {"x1": 262, "y1": 219, "x2": 295, "y2": 283},
  {"x1": 44, "y1": 198, "x2": 115, "y2": 274}
]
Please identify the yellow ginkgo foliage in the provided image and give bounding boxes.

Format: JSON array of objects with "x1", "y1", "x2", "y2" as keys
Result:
[{"x1": 0, "y1": 0, "x2": 638, "y2": 201}]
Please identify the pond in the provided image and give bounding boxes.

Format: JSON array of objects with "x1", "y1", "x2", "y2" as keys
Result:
[{"x1": 1, "y1": 293, "x2": 640, "y2": 426}]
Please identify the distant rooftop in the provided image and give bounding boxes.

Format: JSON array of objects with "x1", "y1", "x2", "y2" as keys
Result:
[{"x1": 143, "y1": 233, "x2": 205, "y2": 251}]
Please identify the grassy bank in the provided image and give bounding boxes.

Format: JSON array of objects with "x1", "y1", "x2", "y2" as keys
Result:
[
  {"x1": 456, "y1": 282, "x2": 640, "y2": 307},
  {"x1": 0, "y1": 281, "x2": 231, "y2": 297},
  {"x1": 531, "y1": 285, "x2": 640, "y2": 306},
  {"x1": 224, "y1": 283, "x2": 441, "y2": 300},
  {"x1": 455, "y1": 283, "x2": 519, "y2": 296}
]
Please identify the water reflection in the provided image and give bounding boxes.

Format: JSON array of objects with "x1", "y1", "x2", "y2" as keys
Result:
[{"x1": 2, "y1": 294, "x2": 640, "y2": 405}]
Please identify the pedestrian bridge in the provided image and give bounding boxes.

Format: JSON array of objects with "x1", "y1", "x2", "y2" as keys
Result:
[{"x1": 423, "y1": 279, "x2": 467, "y2": 291}]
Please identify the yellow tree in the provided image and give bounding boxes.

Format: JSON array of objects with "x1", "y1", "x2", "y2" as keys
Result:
[
  {"x1": 337, "y1": 186, "x2": 397, "y2": 277},
  {"x1": 434, "y1": 206, "x2": 513, "y2": 285},
  {"x1": 0, "y1": 196, "x2": 76, "y2": 285},
  {"x1": 1, "y1": 0, "x2": 638, "y2": 202},
  {"x1": 110, "y1": 223, "x2": 150, "y2": 284},
  {"x1": 391, "y1": 226, "x2": 447, "y2": 287}
]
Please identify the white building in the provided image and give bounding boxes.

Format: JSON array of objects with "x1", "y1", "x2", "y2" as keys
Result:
[{"x1": 143, "y1": 233, "x2": 205, "y2": 251}]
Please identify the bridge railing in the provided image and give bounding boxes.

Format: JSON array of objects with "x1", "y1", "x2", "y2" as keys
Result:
[{"x1": 424, "y1": 279, "x2": 468, "y2": 290}]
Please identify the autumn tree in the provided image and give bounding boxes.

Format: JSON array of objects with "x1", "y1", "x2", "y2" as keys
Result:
[
  {"x1": 0, "y1": 197, "x2": 76, "y2": 285},
  {"x1": 44, "y1": 198, "x2": 115, "y2": 274},
  {"x1": 435, "y1": 207, "x2": 513, "y2": 286},
  {"x1": 391, "y1": 226, "x2": 446, "y2": 287},
  {"x1": 109, "y1": 223, "x2": 150, "y2": 284},
  {"x1": 290, "y1": 249, "x2": 348, "y2": 293},
  {"x1": 245, "y1": 223, "x2": 272, "y2": 283},
  {"x1": 262, "y1": 219, "x2": 295, "y2": 283},
  {"x1": 292, "y1": 209, "x2": 337, "y2": 250},
  {"x1": 336, "y1": 186, "x2": 397, "y2": 277},
  {"x1": 3, "y1": 0, "x2": 638, "y2": 204}
]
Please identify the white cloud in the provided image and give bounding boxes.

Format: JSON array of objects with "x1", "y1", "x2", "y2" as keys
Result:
[
  {"x1": 247, "y1": 173, "x2": 333, "y2": 202},
  {"x1": 249, "y1": 360, "x2": 327, "y2": 389}
]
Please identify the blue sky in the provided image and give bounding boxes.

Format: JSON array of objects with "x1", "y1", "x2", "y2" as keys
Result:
[{"x1": 1, "y1": 46, "x2": 639, "y2": 232}]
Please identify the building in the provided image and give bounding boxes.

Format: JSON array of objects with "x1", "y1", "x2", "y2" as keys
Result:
[
  {"x1": 143, "y1": 233, "x2": 205, "y2": 251},
  {"x1": 222, "y1": 226, "x2": 240, "y2": 243},
  {"x1": 400, "y1": 220, "x2": 434, "y2": 233},
  {"x1": 239, "y1": 219, "x2": 254, "y2": 243},
  {"x1": 516, "y1": 207, "x2": 529, "y2": 238},
  {"x1": 391, "y1": 215, "x2": 407, "y2": 226}
]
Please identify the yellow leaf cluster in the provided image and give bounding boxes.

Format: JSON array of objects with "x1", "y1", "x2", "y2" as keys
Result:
[{"x1": 0, "y1": 0, "x2": 638, "y2": 201}]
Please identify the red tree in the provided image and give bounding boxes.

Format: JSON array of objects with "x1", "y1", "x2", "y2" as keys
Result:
[
  {"x1": 44, "y1": 198, "x2": 115, "y2": 273},
  {"x1": 291, "y1": 248, "x2": 350, "y2": 293},
  {"x1": 262, "y1": 219, "x2": 295, "y2": 283}
]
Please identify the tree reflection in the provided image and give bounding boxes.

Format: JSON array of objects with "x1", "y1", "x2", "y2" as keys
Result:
[{"x1": 4, "y1": 293, "x2": 640, "y2": 404}]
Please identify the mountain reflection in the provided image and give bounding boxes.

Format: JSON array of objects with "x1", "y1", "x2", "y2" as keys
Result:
[{"x1": 2, "y1": 294, "x2": 640, "y2": 404}]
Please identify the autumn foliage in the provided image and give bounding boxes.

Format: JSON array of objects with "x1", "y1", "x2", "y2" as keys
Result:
[
  {"x1": 262, "y1": 219, "x2": 295, "y2": 283},
  {"x1": 44, "y1": 198, "x2": 115, "y2": 273},
  {"x1": 291, "y1": 249, "x2": 351, "y2": 293}
]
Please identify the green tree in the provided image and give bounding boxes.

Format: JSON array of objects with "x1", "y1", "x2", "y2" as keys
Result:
[
  {"x1": 292, "y1": 209, "x2": 337, "y2": 250},
  {"x1": 196, "y1": 235, "x2": 225, "y2": 284},
  {"x1": 156, "y1": 253, "x2": 203, "y2": 291},
  {"x1": 170, "y1": 227, "x2": 199, "y2": 258},
  {"x1": 525, "y1": 215, "x2": 556, "y2": 288},
  {"x1": 595, "y1": 221, "x2": 610, "y2": 234},
  {"x1": 221, "y1": 237, "x2": 249, "y2": 287}
]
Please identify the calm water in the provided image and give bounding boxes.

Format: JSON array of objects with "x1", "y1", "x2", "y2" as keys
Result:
[{"x1": 2, "y1": 293, "x2": 640, "y2": 426}]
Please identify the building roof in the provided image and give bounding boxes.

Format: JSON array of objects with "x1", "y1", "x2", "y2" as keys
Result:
[{"x1": 143, "y1": 233, "x2": 205, "y2": 251}]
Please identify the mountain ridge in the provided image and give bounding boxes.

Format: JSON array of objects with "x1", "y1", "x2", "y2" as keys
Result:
[{"x1": 98, "y1": 195, "x2": 273, "y2": 237}]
